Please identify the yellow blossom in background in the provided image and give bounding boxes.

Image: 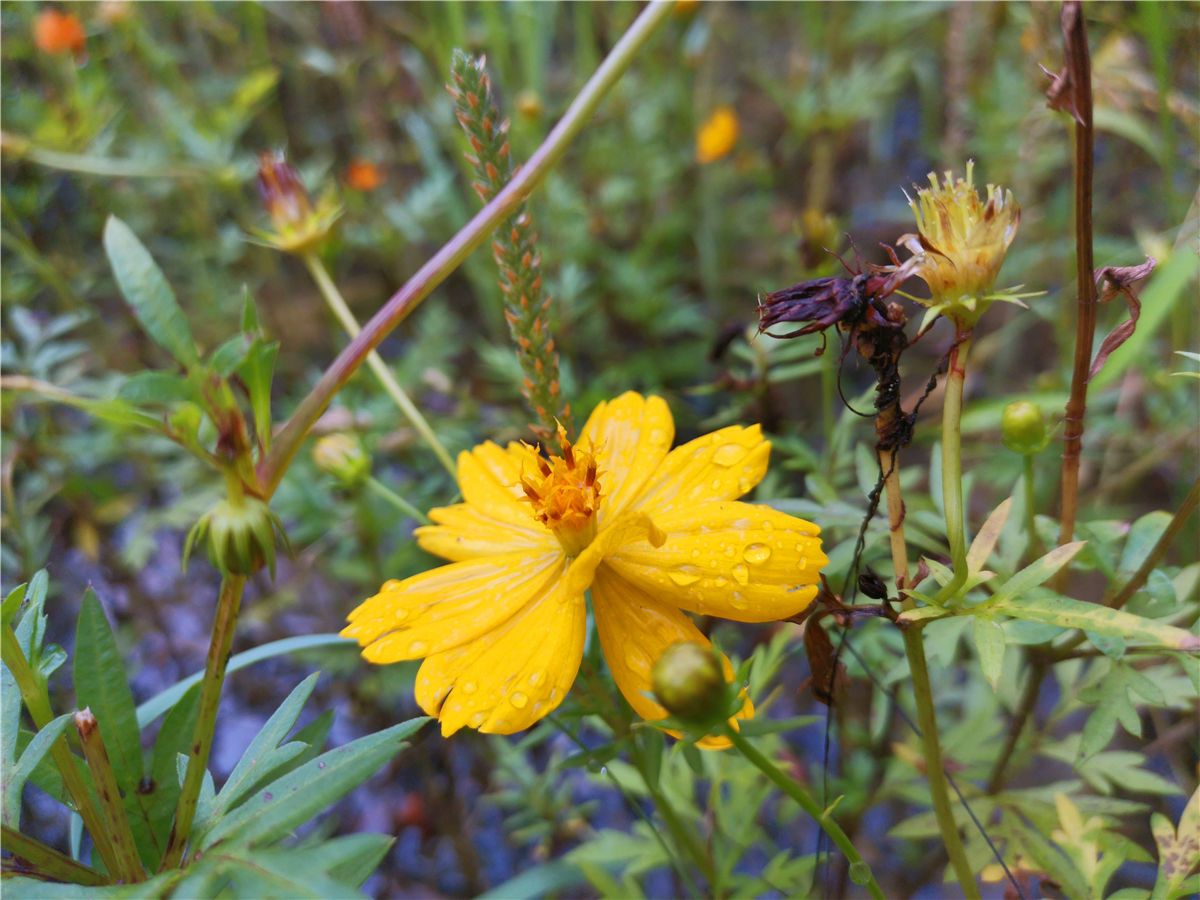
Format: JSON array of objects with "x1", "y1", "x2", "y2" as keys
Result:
[
  {"x1": 343, "y1": 392, "x2": 827, "y2": 744},
  {"x1": 695, "y1": 106, "x2": 740, "y2": 164},
  {"x1": 896, "y1": 161, "x2": 1026, "y2": 330}
]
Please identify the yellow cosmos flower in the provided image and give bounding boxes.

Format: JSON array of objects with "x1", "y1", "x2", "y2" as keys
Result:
[
  {"x1": 695, "y1": 107, "x2": 740, "y2": 164},
  {"x1": 897, "y1": 161, "x2": 1029, "y2": 331},
  {"x1": 342, "y1": 392, "x2": 827, "y2": 742}
]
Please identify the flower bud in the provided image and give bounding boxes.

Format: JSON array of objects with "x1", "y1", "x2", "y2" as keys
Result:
[
  {"x1": 1002, "y1": 401, "x2": 1048, "y2": 455},
  {"x1": 313, "y1": 433, "x2": 370, "y2": 488},
  {"x1": 515, "y1": 90, "x2": 543, "y2": 120},
  {"x1": 652, "y1": 642, "x2": 729, "y2": 723},
  {"x1": 695, "y1": 107, "x2": 739, "y2": 165},
  {"x1": 185, "y1": 496, "x2": 287, "y2": 578}
]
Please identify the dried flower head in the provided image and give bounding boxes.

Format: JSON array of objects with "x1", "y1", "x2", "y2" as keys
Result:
[
  {"x1": 255, "y1": 151, "x2": 342, "y2": 255},
  {"x1": 896, "y1": 161, "x2": 1029, "y2": 330}
]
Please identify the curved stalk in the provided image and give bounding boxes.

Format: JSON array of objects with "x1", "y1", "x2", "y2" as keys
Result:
[
  {"x1": 258, "y1": 0, "x2": 674, "y2": 495},
  {"x1": 303, "y1": 253, "x2": 457, "y2": 479},
  {"x1": 724, "y1": 727, "x2": 885, "y2": 900},
  {"x1": 934, "y1": 333, "x2": 974, "y2": 605}
]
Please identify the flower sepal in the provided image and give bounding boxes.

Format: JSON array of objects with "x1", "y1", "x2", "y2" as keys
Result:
[
  {"x1": 650, "y1": 642, "x2": 748, "y2": 743},
  {"x1": 184, "y1": 495, "x2": 290, "y2": 578}
]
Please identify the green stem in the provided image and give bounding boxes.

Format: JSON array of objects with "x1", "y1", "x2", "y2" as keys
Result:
[
  {"x1": 365, "y1": 475, "x2": 432, "y2": 525},
  {"x1": 0, "y1": 623, "x2": 123, "y2": 878},
  {"x1": 257, "y1": 0, "x2": 674, "y2": 496},
  {"x1": 73, "y1": 711, "x2": 146, "y2": 882},
  {"x1": 934, "y1": 332, "x2": 973, "y2": 605},
  {"x1": 724, "y1": 728, "x2": 885, "y2": 900},
  {"x1": 1023, "y1": 454, "x2": 1044, "y2": 563},
  {"x1": 303, "y1": 253, "x2": 457, "y2": 479},
  {"x1": 901, "y1": 628, "x2": 980, "y2": 899},
  {"x1": 160, "y1": 574, "x2": 246, "y2": 870},
  {"x1": 0, "y1": 824, "x2": 110, "y2": 885},
  {"x1": 0, "y1": 131, "x2": 220, "y2": 180}
]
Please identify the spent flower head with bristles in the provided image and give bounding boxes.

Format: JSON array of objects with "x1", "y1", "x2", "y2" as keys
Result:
[
  {"x1": 342, "y1": 392, "x2": 828, "y2": 747},
  {"x1": 895, "y1": 161, "x2": 1034, "y2": 331},
  {"x1": 255, "y1": 151, "x2": 342, "y2": 255}
]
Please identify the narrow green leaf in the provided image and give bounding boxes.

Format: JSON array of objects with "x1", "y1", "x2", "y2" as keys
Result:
[
  {"x1": 212, "y1": 673, "x2": 320, "y2": 817},
  {"x1": 208, "y1": 334, "x2": 252, "y2": 378},
  {"x1": 990, "y1": 594, "x2": 1200, "y2": 650},
  {"x1": 74, "y1": 590, "x2": 144, "y2": 794},
  {"x1": 14, "y1": 569, "x2": 50, "y2": 658},
  {"x1": 314, "y1": 834, "x2": 395, "y2": 889},
  {"x1": 3, "y1": 713, "x2": 72, "y2": 827},
  {"x1": 135, "y1": 634, "x2": 353, "y2": 728},
  {"x1": 116, "y1": 371, "x2": 195, "y2": 405},
  {"x1": 241, "y1": 287, "x2": 261, "y2": 333},
  {"x1": 1119, "y1": 511, "x2": 1173, "y2": 574},
  {"x1": 103, "y1": 216, "x2": 199, "y2": 368},
  {"x1": 476, "y1": 860, "x2": 590, "y2": 900},
  {"x1": 224, "y1": 848, "x2": 361, "y2": 899},
  {"x1": 983, "y1": 541, "x2": 1086, "y2": 608},
  {"x1": 897, "y1": 605, "x2": 952, "y2": 625},
  {"x1": 201, "y1": 718, "x2": 428, "y2": 849},
  {"x1": 967, "y1": 497, "x2": 1011, "y2": 573},
  {"x1": 2, "y1": 581, "x2": 28, "y2": 626},
  {"x1": 237, "y1": 338, "x2": 278, "y2": 448},
  {"x1": 973, "y1": 617, "x2": 1006, "y2": 691}
]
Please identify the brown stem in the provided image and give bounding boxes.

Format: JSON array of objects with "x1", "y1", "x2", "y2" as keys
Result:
[
  {"x1": 1056, "y1": 0, "x2": 1096, "y2": 572},
  {"x1": 74, "y1": 710, "x2": 146, "y2": 882}
]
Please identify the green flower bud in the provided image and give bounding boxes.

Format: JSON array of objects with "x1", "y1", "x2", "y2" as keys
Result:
[
  {"x1": 652, "y1": 642, "x2": 729, "y2": 723},
  {"x1": 1002, "y1": 401, "x2": 1048, "y2": 455},
  {"x1": 184, "y1": 496, "x2": 288, "y2": 578},
  {"x1": 313, "y1": 433, "x2": 370, "y2": 488}
]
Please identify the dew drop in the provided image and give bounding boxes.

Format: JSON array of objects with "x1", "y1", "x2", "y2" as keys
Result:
[
  {"x1": 382, "y1": 579, "x2": 403, "y2": 591},
  {"x1": 729, "y1": 592, "x2": 748, "y2": 609},
  {"x1": 690, "y1": 548, "x2": 701, "y2": 559},
  {"x1": 469, "y1": 712, "x2": 486, "y2": 727},
  {"x1": 408, "y1": 640, "x2": 428, "y2": 656},
  {"x1": 710, "y1": 478, "x2": 722, "y2": 491},
  {"x1": 737, "y1": 476, "x2": 753, "y2": 493},
  {"x1": 711, "y1": 443, "x2": 745, "y2": 467},
  {"x1": 731, "y1": 564, "x2": 749, "y2": 585},
  {"x1": 713, "y1": 576, "x2": 729, "y2": 588},
  {"x1": 391, "y1": 608, "x2": 410, "y2": 622},
  {"x1": 462, "y1": 681, "x2": 478, "y2": 695},
  {"x1": 743, "y1": 543, "x2": 772, "y2": 564},
  {"x1": 317, "y1": 761, "x2": 326, "y2": 769},
  {"x1": 528, "y1": 671, "x2": 544, "y2": 687},
  {"x1": 669, "y1": 570, "x2": 701, "y2": 587},
  {"x1": 510, "y1": 692, "x2": 529, "y2": 709}
]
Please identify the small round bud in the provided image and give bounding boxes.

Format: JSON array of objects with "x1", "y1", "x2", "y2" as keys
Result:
[
  {"x1": 313, "y1": 433, "x2": 370, "y2": 488},
  {"x1": 1002, "y1": 401, "x2": 1048, "y2": 455},
  {"x1": 515, "y1": 90, "x2": 543, "y2": 120},
  {"x1": 185, "y1": 496, "x2": 287, "y2": 578},
  {"x1": 652, "y1": 642, "x2": 728, "y2": 722}
]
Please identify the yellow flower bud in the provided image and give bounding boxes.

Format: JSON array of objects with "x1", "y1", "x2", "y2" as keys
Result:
[
  {"x1": 256, "y1": 151, "x2": 342, "y2": 255},
  {"x1": 1002, "y1": 401, "x2": 1048, "y2": 455},
  {"x1": 313, "y1": 433, "x2": 370, "y2": 488}
]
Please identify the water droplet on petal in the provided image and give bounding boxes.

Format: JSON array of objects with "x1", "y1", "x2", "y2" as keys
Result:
[
  {"x1": 469, "y1": 712, "x2": 486, "y2": 728},
  {"x1": 713, "y1": 576, "x2": 729, "y2": 588},
  {"x1": 730, "y1": 592, "x2": 748, "y2": 609},
  {"x1": 732, "y1": 564, "x2": 749, "y2": 585},
  {"x1": 462, "y1": 681, "x2": 477, "y2": 695},
  {"x1": 712, "y1": 443, "x2": 745, "y2": 467},
  {"x1": 382, "y1": 579, "x2": 403, "y2": 591},
  {"x1": 391, "y1": 608, "x2": 410, "y2": 622},
  {"x1": 408, "y1": 640, "x2": 428, "y2": 656},
  {"x1": 528, "y1": 671, "x2": 544, "y2": 687},
  {"x1": 669, "y1": 570, "x2": 701, "y2": 587},
  {"x1": 737, "y1": 476, "x2": 753, "y2": 493},
  {"x1": 510, "y1": 692, "x2": 529, "y2": 709},
  {"x1": 744, "y1": 543, "x2": 772, "y2": 564},
  {"x1": 710, "y1": 478, "x2": 722, "y2": 491}
]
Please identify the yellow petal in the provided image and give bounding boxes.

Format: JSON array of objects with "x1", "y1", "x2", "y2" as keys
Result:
[
  {"x1": 628, "y1": 425, "x2": 770, "y2": 516},
  {"x1": 456, "y1": 441, "x2": 542, "y2": 530},
  {"x1": 416, "y1": 502, "x2": 557, "y2": 562},
  {"x1": 605, "y1": 501, "x2": 827, "y2": 622},
  {"x1": 576, "y1": 392, "x2": 674, "y2": 526},
  {"x1": 592, "y1": 565, "x2": 750, "y2": 749},
  {"x1": 413, "y1": 579, "x2": 586, "y2": 736},
  {"x1": 342, "y1": 551, "x2": 565, "y2": 660}
]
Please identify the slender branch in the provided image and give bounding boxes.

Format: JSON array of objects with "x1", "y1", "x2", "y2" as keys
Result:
[
  {"x1": 73, "y1": 710, "x2": 146, "y2": 882},
  {"x1": 0, "y1": 623, "x2": 123, "y2": 877},
  {"x1": 933, "y1": 332, "x2": 974, "y2": 605},
  {"x1": 1056, "y1": 0, "x2": 1096, "y2": 565},
  {"x1": 1108, "y1": 473, "x2": 1200, "y2": 610},
  {"x1": 365, "y1": 475, "x2": 433, "y2": 525},
  {"x1": 0, "y1": 825, "x2": 110, "y2": 886},
  {"x1": 1022, "y1": 455, "x2": 1045, "y2": 563},
  {"x1": 302, "y1": 253, "x2": 457, "y2": 479},
  {"x1": 724, "y1": 728, "x2": 885, "y2": 900},
  {"x1": 257, "y1": 0, "x2": 674, "y2": 495},
  {"x1": 160, "y1": 574, "x2": 247, "y2": 870}
]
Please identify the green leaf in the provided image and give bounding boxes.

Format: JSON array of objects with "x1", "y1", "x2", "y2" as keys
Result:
[
  {"x1": 1149, "y1": 786, "x2": 1200, "y2": 900},
  {"x1": 241, "y1": 287, "x2": 262, "y2": 333},
  {"x1": 116, "y1": 371, "x2": 196, "y2": 405},
  {"x1": 1119, "y1": 511, "x2": 1173, "y2": 574},
  {"x1": 136, "y1": 634, "x2": 354, "y2": 728},
  {"x1": 966, "y1": 497, "x2": 1011, "y2": 573},
  {"x1": 237, "y1": 337, "x2": 279, "y2": 448},
  {"x1": 103, "y1": 216, "x2": 199, "y2": 369},
  {"x1": 1078, "y1": 665, "x2": 1152, "y2": 758},
  {"x1": 200, "y1": 717, "x2": 428, "y2": 849},
  {"x1": 983, "y1": 541, "x2": 1086, "y2": 608},
  {"x1": 3, "y1": 713, "x2": 72, "y2": 827},
  {"x1": 13, "y1": 570, "x2": 50, "y2": 659},
  {"x1": 477, "y1": 860, "x2": 591, "y2": 900},
  {"x1": 990, "y1": 593, "x2": 1200, "y2": 650},
  {"x1": 1128, "y1": 570, "x2": 1178, "y2": 619},
  {"x1": 208, "y1": 335, "x2": 253, "y2": 378},
  {"x1": 1, "y1": 581, "x2": 28, "y2": 626},
  {"x1": 973, "y1": 616, "x2": 1007, "y2": 691},
  {"x1": 141, "y1": 683, "x2": 202, "y2": 857},
  {"x1": 211, "y1": 673, "x2": 319, "y2": 819},
  {"x1": 74, "y1": 590, "x2": 144, "y2": 794},
  {"x1": 293, "y1": 833, "x2": 394, "y2": 889},
  {"x1": 222, "y1": 847, "x2": 363, "y2": 899}
]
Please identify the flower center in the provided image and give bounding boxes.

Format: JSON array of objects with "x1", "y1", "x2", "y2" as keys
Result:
[{"x1": 520, "y1": 426, "x2": 602, "y2": 556}]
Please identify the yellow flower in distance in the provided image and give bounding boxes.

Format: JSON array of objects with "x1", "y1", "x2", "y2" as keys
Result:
[
  {"x1": 342, "y1": 392, "x2": 827, "y2": 741},
  {"x1": 695, "y1": 106, "x2": 740, "y2": 164},
  {"x1": 898, "y1": 161, "x2": 1025, "y2": 330}
]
